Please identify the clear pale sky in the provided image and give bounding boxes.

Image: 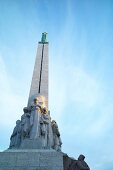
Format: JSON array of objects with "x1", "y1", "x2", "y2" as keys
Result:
[{"x1": 0, "y1": 0, "x2": 113, "y2": 169}]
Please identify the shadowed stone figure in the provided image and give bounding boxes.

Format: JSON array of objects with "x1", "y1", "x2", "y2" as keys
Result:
[
  {"x1": 51, "y1": 120, "x2": 62, "y2": 151},
  {"x1": 76, "y1": 155, "x2": 90, "y2": 170},
  {"x1": 68, "y1": 155, "x2": 90, "y2": 170},
  {"x1": 9, "y1": 120, "x2": 21, "y2": 149},
  {"x1": 21, "y1": 107, "x2": 31, "y2": 140}
]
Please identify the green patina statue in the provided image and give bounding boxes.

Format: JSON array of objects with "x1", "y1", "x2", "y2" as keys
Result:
[{"x1": 41, "y1": 32, "x2": 48, "y2": 43}]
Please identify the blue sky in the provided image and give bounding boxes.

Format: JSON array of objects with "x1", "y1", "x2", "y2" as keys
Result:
[{"x1": 0, "y1": 0, "x2": 113, "y2": 169}]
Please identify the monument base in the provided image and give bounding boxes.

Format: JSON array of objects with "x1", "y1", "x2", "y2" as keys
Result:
[
  {"x1": 0, "y1": 149, "x2": 63, "y2": 170},
  {"x1": 20, "y1": 139, "x2": 42, "y2": 149}
]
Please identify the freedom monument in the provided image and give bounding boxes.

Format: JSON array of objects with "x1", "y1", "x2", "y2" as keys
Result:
[{"x1": 0, "y1": 33, "x2": 90, "y2": 170}]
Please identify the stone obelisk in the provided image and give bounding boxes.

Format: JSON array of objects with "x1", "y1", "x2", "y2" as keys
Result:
[
  {"x1": 0, "y1": 33, "x2": 64, "y2": 170},
  {"x1": 0, "y1": 33, "x2": 90, "y2": 170},
  {"x1": 28, "y1": 32, "x2": 48, "y2": 108}
]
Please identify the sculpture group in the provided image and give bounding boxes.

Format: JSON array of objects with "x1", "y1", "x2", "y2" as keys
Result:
[{"x1": 9, "y1": 95, "x2": 62, "y2": 151}]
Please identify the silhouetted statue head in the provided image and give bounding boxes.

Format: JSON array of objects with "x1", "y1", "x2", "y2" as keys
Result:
[{"x1": 78, "y1": 154, "x2": 85, "y2": 161}]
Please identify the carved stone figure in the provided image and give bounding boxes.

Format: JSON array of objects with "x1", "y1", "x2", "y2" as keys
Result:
[
  {"x1": 76, "y1": 155, "x2": 90, "y2": 170},
  {"x1": 68, "y1": 155, "x2": 90, "y2": 170},
  {"x1": 40, "y1": 107, "x2": 50, "y2": 148},
  {"x1": 46, "y1": 111, "x2": 54, "y2": 148},
  {"x1": 29, "y1": 95, "x2": 48, "y2": 139},
  {"x1": 21, "y1": 108, "x2": 31, "y2": 140},
  {"x1": 9, "y1": 120, "x2": 21, "y2": 149},
  {"x1": 51, "y1": 120, "x2": 62, "y2": 151},
  {"x1": 29, "y1": 97, "x2": 42, "y2": 139}
]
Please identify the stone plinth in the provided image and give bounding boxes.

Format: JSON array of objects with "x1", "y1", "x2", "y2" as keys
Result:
[
  {"x1": 20, "y1": 139, "x2": 42, "y2": 149},
  {"x1": 20, "y1": 139, "x2": 51, "y2": 149},
  {"x1": 0, "y1": 149, "x2": 63, "y2": 170}
]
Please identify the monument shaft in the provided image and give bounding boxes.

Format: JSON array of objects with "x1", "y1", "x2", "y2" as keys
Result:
[{"x1": 28, "y1": 43, "x2": 48, "y2": 107}]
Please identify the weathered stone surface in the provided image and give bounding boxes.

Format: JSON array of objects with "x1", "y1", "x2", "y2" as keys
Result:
[
  {"x1": 0, "y1": 150, "x2": 63, "y2": 170},
  {"x1": 63, "y1": 154, "x2": 74, "y2": 170},
  {"x1": 20, "y1": 139, "x2": 43, "y2": 149}
]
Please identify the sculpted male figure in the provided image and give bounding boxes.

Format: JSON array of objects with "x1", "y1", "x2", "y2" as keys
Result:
[
  {"x1": 40, "y1": 107, "x2": 50, "y2": 148},
  {"x1": 76, "y1": 155, "x2": 90, "y2": 170},
  {"x1": 68, "y1": 155, "x2": 90, "y2": 170},
  {"x1": 9, "y1": 120, "x2": 21, "y2": 149},
  {"x1": 51, "y1": 120, "x2": 62, "y2": 151},
  {"x1": 21, "y1": 108, "x2": 31, "y2": 140}
]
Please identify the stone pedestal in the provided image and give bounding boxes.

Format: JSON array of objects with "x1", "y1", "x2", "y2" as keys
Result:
[
  {"x1": 20, "y1": 139, "x2": 42, "y2": 149},
  {"x1": 0, "y1": 149, "x2": 63, "y2": 170},
  {"x1": 20, "y1": 139, "x2": 51, "y2": 149}
]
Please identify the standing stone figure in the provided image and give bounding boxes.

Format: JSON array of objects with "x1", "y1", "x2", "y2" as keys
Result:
[
  {"x1": 21, "y1": 107, "x2": 31, "y2": 140},
  {"x1": 51, "y1": 120, "x2": 62, "y2": 151},
  {"x1": 40, "y1": 107, "x2": 50, "y2": 148},
  {"x1": 29, "y1": 97, "x2": 42, "y2": 139},
  {"x1": 29, "y1": 95, "x2": 48, "y2": 140},
  {"x1": 9, "y1": 120, "x2": 21, "y2": 149}
]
